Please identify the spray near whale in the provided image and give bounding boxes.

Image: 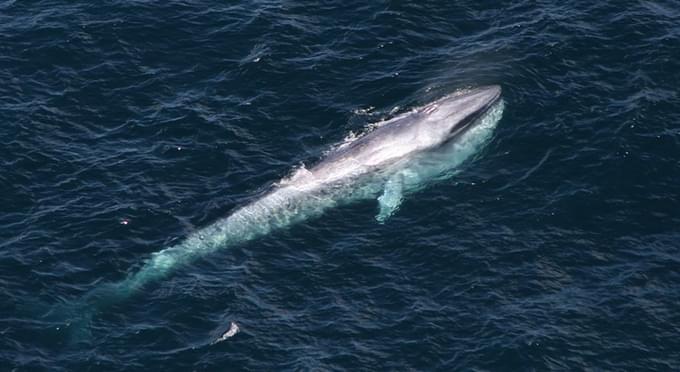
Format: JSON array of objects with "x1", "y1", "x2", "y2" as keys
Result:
[{"x1": 60, "y1": 86, "x2": 504, "y2": 332}]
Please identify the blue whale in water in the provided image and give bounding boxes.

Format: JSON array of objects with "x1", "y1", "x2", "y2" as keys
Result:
[{"x1": 57, "y1": 86, "x2": 504, "y2": 334}]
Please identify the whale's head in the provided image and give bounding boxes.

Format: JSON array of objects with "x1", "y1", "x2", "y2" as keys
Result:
[{"x1": 421, "y1": 85, "x2": 502, "y2": 142}]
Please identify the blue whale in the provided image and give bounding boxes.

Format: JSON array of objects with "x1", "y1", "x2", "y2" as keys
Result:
[{"x1": 58, "y1": 86, "x2": 504, "y2": 335}]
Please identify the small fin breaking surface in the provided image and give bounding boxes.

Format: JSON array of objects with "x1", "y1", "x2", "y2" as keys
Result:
[{"x1": 213, "y1": 321, "x2": 240, "y2": 344}]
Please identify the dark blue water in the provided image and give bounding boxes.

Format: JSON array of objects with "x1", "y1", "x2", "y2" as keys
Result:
[{"x1": 3, "y1": 1, "x2": 680, "y2": 370}]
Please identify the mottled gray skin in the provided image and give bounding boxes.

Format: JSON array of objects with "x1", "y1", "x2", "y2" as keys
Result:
[{"x1": 310, "y1": 85, "x2": 501, "y2": 183}]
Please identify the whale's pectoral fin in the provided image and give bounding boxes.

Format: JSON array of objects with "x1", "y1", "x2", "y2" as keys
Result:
[
  {"x1": 376, "y1": 170, "x2": 417, "y2": 223},
  {"x1": 376, "y1": 181, "x2": 402, "y2": 223}
]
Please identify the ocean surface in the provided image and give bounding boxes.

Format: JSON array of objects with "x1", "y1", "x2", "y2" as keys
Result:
[{"x1": 2, "y1": 1, "x2": 680, "y2": 370}]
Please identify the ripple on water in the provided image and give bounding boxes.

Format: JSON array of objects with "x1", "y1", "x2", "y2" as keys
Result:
[{"x1": 1, "y1": 0, "x2": 680, "y2": 370}]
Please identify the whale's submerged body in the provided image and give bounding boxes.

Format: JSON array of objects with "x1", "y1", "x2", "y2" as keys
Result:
[{"x1": 66, "y1": 86, "x2": 504, "y2": 326}]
